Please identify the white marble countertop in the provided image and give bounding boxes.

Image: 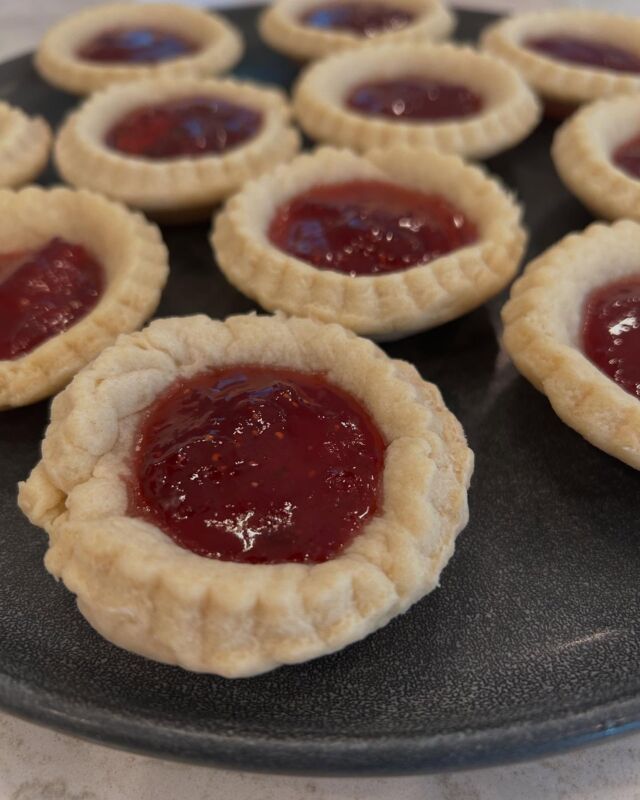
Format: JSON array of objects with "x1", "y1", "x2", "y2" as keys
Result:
[{"x1": 2, "y1": 2, "x2": 640, "y2": 798}]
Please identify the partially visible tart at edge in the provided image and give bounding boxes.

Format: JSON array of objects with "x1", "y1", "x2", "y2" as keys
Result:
[{"x1": 299, "y1": 1, "x2": 415, "y2": 35}]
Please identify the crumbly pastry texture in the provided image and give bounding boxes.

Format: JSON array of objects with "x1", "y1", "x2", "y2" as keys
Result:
[
  {"x1": 0, "y1": 101, "x2": 52, "y2": 188},
  {"x1": 502, "y1": 220, "x2": 640, "y2": 470},
  {"x1": 259, "y1": 0, "x2": 455, "y2": 62},
  {"x1": 481, "y1": 10, "x2": 640, "y2": 106},
  {"x1": 552, "y1": 94, "x2": 640, "y2": 222},
  {"x1": 19, "y1": 313, "x2": 473, "y2": 678},
  {"x1": 212, "y1": 146, "x2": 526, "y2": 340},
  {"x1": 292, "y1": 42, "x2": 541, "y2": 160},
  {"x1": 55, "y1": 78, "x2": 301, "y2": 221},
  {"x1": 0, "y1": 186, "x2": 168, "y2": 410},
  {"x1": 36, "y1": 3, "x2": 244, "y2": 95}
]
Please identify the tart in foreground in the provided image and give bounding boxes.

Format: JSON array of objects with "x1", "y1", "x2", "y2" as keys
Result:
[
  {"x1": 0, "y1": 186, "x2": 168, "y2": 409},
  {"x1": 212, "y1": 146, "x2": 526, "y2": 339},
  {"x1": 502, "y1": 221, "x2": 640, "y2": 469},
  {"x1": 18, "y1": 313, "x2": 473, "y2": 678},
  {"x1": 55, "y1": 78, "x2": 301, "y2": 222},
  {"x1": 292, "y1": 42, "x2": 540, "y2": 159},
  {"x1": 0, "y1": 101, "x2": 52, "y2": 188},
  {"x1": 36, "y1": 3, "x2": 243, "y2": 95},
  {"x1": 259, "y1": 0, "x2": 454, "y2": 62}
]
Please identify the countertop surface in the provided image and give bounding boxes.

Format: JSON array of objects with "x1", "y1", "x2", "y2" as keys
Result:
[{"x1": 2, "y1": 2, "x2": 640, "y2": 798}]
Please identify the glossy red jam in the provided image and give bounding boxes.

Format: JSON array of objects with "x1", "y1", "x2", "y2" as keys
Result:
[
  {"x1": 268, "y1": 180, "x2": 478, "y2": 275},
  {"x1": 300, "y1": 2, "x2": 414, "y2": 35},
  {"x1": 613, "y1": 132, "x2": 640, "y2": 179},
  {"x1": 524, "y1": 35, "x2": 640, "y2": 74},
  {"x1": 105, "y1": 95, "x2": 263, "y2": 159},
  {"x1": 0, "y1": 238, "x2": 104, "y2": 361},
  {"x1": 131, "y1": 366, "x2": 385, "y2": 564},
  {"x1": 582, "y1": 276, "x2": 640, "y2": 399},
  {"x1": 77, "y1": 27, "x2": 198, "y2": 63},
  {"x1": 347, "y1": 76, "x2": 483, "y2": 121}
]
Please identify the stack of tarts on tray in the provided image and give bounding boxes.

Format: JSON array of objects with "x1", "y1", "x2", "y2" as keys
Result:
[{"x1": 0, "y1": 0, "x2": 637, "y2": 678}]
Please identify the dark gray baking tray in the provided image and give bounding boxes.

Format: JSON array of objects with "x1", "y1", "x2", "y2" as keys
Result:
[{"x1": 0, "y1": 5, "x2": 639, "y2": 777}]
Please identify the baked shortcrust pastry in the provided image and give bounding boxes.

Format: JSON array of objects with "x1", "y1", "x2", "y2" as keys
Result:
[
  {"x1": 292, "y1": 42, "x2": 541, "y2": 159},
  {"x1": 259, "y1": 0, "x2": 455, "y2": 62},
  {"x1": 36, "y1": 3, "x2": 243, "y2": 95},
  {"x1": 212, "y1": 146, "x2": 526, "y2": 339},
  {"x1": 18, "y1": 313, "x2": 473, "y2": 677},
  {"x1": 55, "y1": 78, "x2": 301, "y2": 222},
  {"x1": 482, "y1": 10, "x2": 640, "y2": 112},
  {"x1": 502, "y1": 221, "x2": 640, "y2": 469},
  {"x1": 0, "y1": 101, "x2": 52, "y2": 188},
  {"x1": 0, "y1": 187, "x2": 168, "y2": 409},
  {"x1": 552, "y1": 94, "x2": 640, "y2": 222}
]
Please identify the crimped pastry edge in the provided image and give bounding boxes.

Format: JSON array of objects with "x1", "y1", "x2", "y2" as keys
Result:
[
  {"x1": 292, "y1": 42, "x2": 541, "y2": 160},
  {"x1": 481, "y1": 10, "x2": 640, "y2": 106},
  {"x1": 18, "y1": 312, "x2": 473, "y2": 677},
  {"x1": 212, "y1": 145, "x2": 526, "y2": 340},
  {"x1": 259, "y1": 0, "x2": 455, "y2": 62},
  {"x1": 35, "y1": 3, "x2": 244, "y2": 95},
  {"x1": 0, "y1": 101, "x2": 52, "y2": 188},
  {"x1": 54, "y1": 77, "x2": 302, "y2": 217},
  {"x1": 501, "y1": 219, "x2": 640, "y2": 469},
  {"x1": 0, "y1": 186, "x2": 169, "y2": 409}
]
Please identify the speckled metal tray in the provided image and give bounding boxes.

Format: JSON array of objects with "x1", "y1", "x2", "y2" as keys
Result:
[{"x1": 0, "y1": 5, "x2": 639, "y2": 777}]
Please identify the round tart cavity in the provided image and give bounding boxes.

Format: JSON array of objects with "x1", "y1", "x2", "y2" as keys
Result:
[
  {"x1": 292, "y1": 42, "x2": 541, "y2": 159},
  {"x1": 18, "y1": 313, "x2": 473, "y2": 677},
  {"x1": 481, "y1": 10, "x2": 640, "y2": 111},
  {"x1": 55, "y1": 78, "x2": 301, "y2": 222},
  {"x1": 552, "y1": 94, "x2": 640, "y2": 223},
  {"x1": 213, "y1": 146, "x2": 526, "y2": 339},
  {"x1": 502, "y1": 220, "x2": 640, "y2": 469},
  {"x1": 0, "y1": 101, "x2": 52, "y2": 188},
  {"x1": 259, "y1": 0, "x2": 454, "y2": 62},
  {"x1": 36, "y1": 3, "x2": 243, "y2": 95},
  {"x1": 0, "y1": 186, "x2": 168, "y2": 409}
]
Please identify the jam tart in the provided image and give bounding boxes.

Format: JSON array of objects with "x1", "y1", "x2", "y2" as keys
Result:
[
  {"x1": 212, "y1": 146, "x2": 526, "y2": 340},
  {"x1": 18, "y1": 313, "x2": 473, "y2": 677},
  {"x1": 502, "y1": 220, "x2": 640, "y2": 470},
  {"x1": 481, "y1": 10, "x2": 640, "y2": 113},
  {"x1": 0, "y1": 101, "x2": 52, "y2": 188},
  {"x1": 552, "y1": 94, "x2": 640, "y2": 223},
  {"x1": 54, "y1": 78, "x2": 301, "y2": 222},
  {"x1": 259, "y1": 0, "x2": 455, "y2": 62},
  {"x1": 0, "y1": 186, "x2": 168, "y2": 409},
  {"x1": 36, "y1": 3, "x2": 243, "y2": 95},
  {"x1": 292, "y1": 42, "x2": 541, "y2": 159}
]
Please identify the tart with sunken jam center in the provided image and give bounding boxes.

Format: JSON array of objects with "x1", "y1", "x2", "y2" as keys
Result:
[
  {"x1": 0, "y1": 186, "x2": 168, "y2": 410},
  {"x1": 55, "y1": 78, "x2": 301, "y2": 223},
  {"x1": 482, "y1": 10, "x2": 640, "y2": 114},
  {"x1": 18, "y1": 313, "x2": 473, "y2": 677},
  {"x1": 36, "y1": 3, "x2": 243, "y2": 95},
  {"x1": 212, "y1": 146, "x2": 526, "y2": 339},
  {"x1": 0, "y1": 101, "x2": 52, "y2": 188},
  {"x1": 259, "y1": 0, "x2": 454, "y2": 62},
  {"x1": 292, "y1": 42, "x2": 540, "y2": 160},
  {"x1": 502, "y1": 220, "x2": 640, "y2": 470}
]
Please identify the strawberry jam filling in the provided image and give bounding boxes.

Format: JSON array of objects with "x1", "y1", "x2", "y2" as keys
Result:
[
  {"x1": 300, "y1": 2, "x2": 414, "y2": 35},
  {"x1": 613, "y1": 132, "x2": 640, "y2": 179},
  {"x1": 347, "y1": 76, "x2": 483, "y2": 121},
  {"x1": 131, "y1": 366, "x2": 385, "y2": 564},
  {"x1": 582, "y1": 276, "x2": 640, "y2": 399},
  {"x1": 524, "y1": 35, "x2": 640, "y2": 74},
  {"x1": 0, "y1": 238, "x2": 104, "y2": 361},
  {"x1": 105, "y1": 95, "x2": 262, "y2": 159},
  {"x1": 77, "y1": 27, "x2": 199, "y2": 63},
  {"x1": 268, "y1": 179, "x2": 478, "y2": 275}
]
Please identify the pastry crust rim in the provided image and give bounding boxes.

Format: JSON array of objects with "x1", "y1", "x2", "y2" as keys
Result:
[
  {"x1": 0, "y1": 186, "x2": 169, "y2": 409},
  {"x1": 501, "y1": 219, "x2": 640, "y2": 470},
  {"x1": 18, "y1": 312, "x2": 473, "y2": 678},
  {"x1": 212, "y1": 145, "x2": 526, "y2": 340},
  {"x1": 0, "y1": 101, "x2": 52, "y2": 189}
]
